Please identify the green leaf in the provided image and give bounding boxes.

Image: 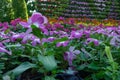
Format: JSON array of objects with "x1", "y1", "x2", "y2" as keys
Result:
[
  {"x1": 53, "y1": 37, "x2": 68, "y2": 44},
  {"x1": 4, "y1": 29, "x2": 10, "y2": 34},
  {"x1": 31, "y1": 25, "x2": 43, "y2": 38},
  {"x1": 4, "y1": 62, "x2": 36, "y2": 77},
  {"x1": 94, "y1": 71, "x2": 105, "y2": 79},
  {"x1": 44, "y1": 76, "x2": 56, "y2": 80},
  {"x1": 38, "y1": 55, "x2": 57, "y2": 71},
  {"x1": 6, "y1": 44, "x2": 21, "y2": 48},
  {"x1": 77, "y1": 64, "x2": 86, "y2": 70},
  {"x1": 88, "y1": 62, "x2": 100, "y2": 70},
  {"x1": 3, "y1": 75, "x2": 11, "y2": 80},
  {"x1": 105, "y1": 46, "x2": 114, "y2": 62}
]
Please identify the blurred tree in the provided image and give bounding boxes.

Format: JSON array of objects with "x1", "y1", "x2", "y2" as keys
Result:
[
  {"x1": 0, "y1": 0, "x2": 14, "y2": 22},
  {"x1": 12, "y1": 0, "x2": 28, "y2": 20},
  {"x1": 27, "y1": 0, "x2": 37, "y2": 16}
]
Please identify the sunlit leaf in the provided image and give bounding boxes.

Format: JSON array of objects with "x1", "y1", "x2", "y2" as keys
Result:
[
  {"x1": 4, "y1": 62, "x2": 36, "y2": 77},
  {"x1": 38, "y1": 55, "x2": 57, "y2": 71}
]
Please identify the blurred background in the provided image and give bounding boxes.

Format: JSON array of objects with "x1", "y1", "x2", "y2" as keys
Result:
[{"x1": 0, "y1": 0, "x2": 120, "y2": 22}]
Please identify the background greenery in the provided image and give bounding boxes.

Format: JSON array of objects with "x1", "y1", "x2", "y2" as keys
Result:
[
  {"x1": 0, "y1": 0, "x2": 14, "y2": 22},
  {"x1": 12, "y1": 0, "x2": 28, "y2": 20}
]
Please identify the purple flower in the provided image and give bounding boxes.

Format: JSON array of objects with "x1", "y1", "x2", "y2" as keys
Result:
[
  {"x1": 47, "y1": 37, "x2": 55, "y2": 42},
  {"x1": 0, "y1": 22, "x2": 2, "y2": 27},
  {"x1": 96, "y1": 28, "x2": 106, "y2": 35},
  {"x1": 50, "y1": 31, "x2": 59, "y2": 35},
  {"x1": 70, "y1": 31, "x2": 83, "y2": 39},
  {"x1": 40, "y1": 27, "x2": 49, "y2": 35},
  {"x1": 84, "y1": 30, "x2": 90, "y2": 38},
  {"x1": 2, "y1": 22, "x2": 9, "y2": 31},
  {"x1": 110, "y1": 36, "x2": 120, "y2": 46},
  {"x1": 19, "y1": 12, "x2": 49, "y2": 35},
  {"x1": 54, "y1": 23, "x2": 63, "y2": 29},
  {"x1": 11, "y1": 28, "x2": 32, "y2": 42},
  {"x1": 64, "y1": 46, "x2": 80, "y2": 66},
  {"x1": 31, "y1": 38, "x2": 41, "y2": 46},
  {"x1": 85, "y1": 38, "x2": 99, "y2": 46},
  {"x1": 78, "y1": 24, "x2": 85, "y2": 29},
  {"x1": 11, "y1": 33, "x2": 24, "y2": 42},
  {"x1": 41, "y1": 38, "x2": 48, "y2": 43},
  {"x1": 56, "y1": 41, "x2": 69, "y2": 47},
  {"x1": 19, "y1": 12, "x2": 48, "y2": 28},
  {"x1": 21, "y1": 34, "x2": 33, "y2": 44},
  {"x1": 0, "y1": 43, "x2": 5, "y2": 48}
]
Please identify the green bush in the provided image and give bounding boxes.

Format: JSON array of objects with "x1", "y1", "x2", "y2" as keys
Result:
[{"x1": 12, "y1": 0, "x2": 28, "y2": 20}]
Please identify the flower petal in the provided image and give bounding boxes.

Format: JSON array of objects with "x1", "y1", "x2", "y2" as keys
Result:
[
  {"x1": 0, "y1": 47, "x2": 11, "y2": 55},
  {"x1": 69, "y1": 46, "x2": 75, "y2": 52},
  {"x1": 19, "y1": 22, "x2": 30, "y2": 28},
  {"x1": 73, "y1": 50, "x2": 80, "y2": 54}
]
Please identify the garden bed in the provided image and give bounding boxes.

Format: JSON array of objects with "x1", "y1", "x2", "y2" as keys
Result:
[{"x1": 1, "y1": 12, "x2": 120, "y2": 80}]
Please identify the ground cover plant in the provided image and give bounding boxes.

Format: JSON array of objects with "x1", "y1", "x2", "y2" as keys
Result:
[{"x1": 1, "y1": 12, "x2": 120, "y2": 80}]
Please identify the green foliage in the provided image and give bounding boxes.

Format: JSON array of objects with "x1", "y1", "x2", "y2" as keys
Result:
[
  {"x1": 0, "y1": 63, "x2": 5, "y2": 79},
  {"x1": 4, "y1": 62, "x2": 36, "y2": 79},
  {"x1": 31, "y1": 25, "x2": 43, "y2": 38},
  {"x1": 105, "y1": 46, "x2": 120, "y2": 80},
  {"x1": 0, "y1": 0, "x2": 14, "y2": 22}
]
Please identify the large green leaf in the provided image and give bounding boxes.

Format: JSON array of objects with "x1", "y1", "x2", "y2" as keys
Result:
[
  {"x1": 87, "y1": 62, "x2": 100, "y2": 70},
  {"x1": 105, "y1": 46, "x2": 113, "y2": 62},
  {"x1": 4, "y1": 62, "x2": 36, "y2": 77},
  {"x1": 38, "y1": 55, "x2": 57, "y2": 71},
  {"x1": 31, "y1": 25, "x2": 43, "y2": 38}
]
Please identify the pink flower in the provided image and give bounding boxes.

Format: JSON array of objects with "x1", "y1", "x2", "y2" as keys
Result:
[
  {"x1": 58, "y1": 16, "x2": 64, "y2": 21},
  {"x1": 10, "y1": 18, "x2": 21, "y2": 26},
  {"x1": 2, "y1": 22, "x2": 9, "y2": 31}
]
